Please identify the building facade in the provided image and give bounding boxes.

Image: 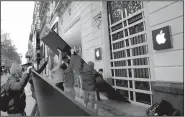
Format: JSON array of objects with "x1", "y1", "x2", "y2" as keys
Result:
[{"x1": 29, "y1": 1, "x2": 184, "y2": 111}]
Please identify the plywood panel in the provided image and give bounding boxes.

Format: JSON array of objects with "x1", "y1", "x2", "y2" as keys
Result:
[
  {"x1": 31, "y1": 71, "x2": 97, "y2": 116},
  {"x1": 149, "y1": 1, "x2": 183, "y2": 27},
  {"x1": 147, "y1": 1, "x2": 176, "y2": 14},
  {"x1": 155, "y1": 67, "x2": 183, "y2": 82},
  {"x1": 154, "y1": 50, "x2": 183, "y2": 67}
]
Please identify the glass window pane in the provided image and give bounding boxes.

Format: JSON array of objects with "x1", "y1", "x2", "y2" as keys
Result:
[
  {"x1": 136, "y1": 92, "x2": 151, "y2": 105},
  {"x1": 135, "y1": 81, "x2": 150, "y2": 91},
  {"x1": 117, "y1": 89, "x2": 129, "y2": 99},
  {"x1": 130, "y1": 91, "x2": 134, "y2": 101},
  {"x1": 129, "y1": 81, "x2": 133, "y2": 88},
  {"x1": 115, "y1": 79, "x2": 128, "y2": 88}
]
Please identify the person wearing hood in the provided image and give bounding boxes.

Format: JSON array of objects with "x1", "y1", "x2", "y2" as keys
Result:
[
  {"x1": 59, "y1": 48, "x2": 76, "y2": 99},
  {"x1": 4, "y1": 62, "x2": 33, "y2": 116},
  {"x1": 79, "y1": 60, "x2": 99, "y2": 112}
]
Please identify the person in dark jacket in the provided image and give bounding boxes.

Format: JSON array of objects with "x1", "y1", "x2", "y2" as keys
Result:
[
  {"x1": 79, "y1": 60, "x2": 99, "y2": 112},
  {"x1": 95, "y1": 69, "x2": 104, "y2": 101},
  {"x1": 5, "y1": 63, "x2": 33, "y2": 116},
  {"x1": 59, "y1": 48, "x2": 76, "y2": 99},
  {"x1": 29, "y1": 58, "x2": 49, "y2": 116}
]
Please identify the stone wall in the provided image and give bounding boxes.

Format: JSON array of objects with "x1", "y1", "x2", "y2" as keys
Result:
[
  {"x1": 145, "y1": 1, "x2": 184, "y2": 113},
  {"x1": 58, "y1": 1, "x2": 108, "y2": 76}
]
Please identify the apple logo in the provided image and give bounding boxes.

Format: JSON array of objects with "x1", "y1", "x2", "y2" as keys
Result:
[
  {"x1": 96, "y1": 50, "x2": 100, "y2": 58},
  {"x1": 156, "y1": 30, "x2": 166, "y2": 44}
]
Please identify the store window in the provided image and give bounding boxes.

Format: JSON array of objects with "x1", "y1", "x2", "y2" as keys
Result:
[{"x1": 107, "y1": 1, "x2": 152, "y2": 106}]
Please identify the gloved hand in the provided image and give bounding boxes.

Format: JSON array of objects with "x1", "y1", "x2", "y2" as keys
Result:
[{"x1": 27, "y1": 66, "x2": 33, "y2": 74}]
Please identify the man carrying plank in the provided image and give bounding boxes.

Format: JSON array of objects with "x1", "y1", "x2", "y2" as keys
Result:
[{"x1": 56, "y1": 48, "x2": 76, "y2": 99}]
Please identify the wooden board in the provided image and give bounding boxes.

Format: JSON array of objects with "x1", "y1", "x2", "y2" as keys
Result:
[
  {"x1": 41, "y1": 31, "x2": 130, "y2": 102},
  {"x1": 31, "y1": 70, "x2": 97, "y2": 116}
]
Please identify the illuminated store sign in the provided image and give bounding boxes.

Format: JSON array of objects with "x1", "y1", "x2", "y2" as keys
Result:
[
  {"x1": 95, "y1": 48, "x2": 102, "y2": 60},
  {"x1": 152, "y1": 26, "x2": 172, "y2": 50}
]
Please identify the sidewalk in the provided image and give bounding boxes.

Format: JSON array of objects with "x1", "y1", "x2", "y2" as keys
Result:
[{"x1": 74, "y1": 87, "x2": 147, "y2": 116}]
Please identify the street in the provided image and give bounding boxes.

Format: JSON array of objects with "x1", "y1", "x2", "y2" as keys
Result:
[{"x1": 1, "y1": 74, "x2": 35, "y2": 116}]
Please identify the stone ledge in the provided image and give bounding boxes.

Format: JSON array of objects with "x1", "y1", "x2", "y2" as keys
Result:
[{"x1": 152, "y1": 81, "x2": 183, "y2": 95}]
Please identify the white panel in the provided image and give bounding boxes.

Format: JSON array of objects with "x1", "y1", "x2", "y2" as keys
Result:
[
  {"x1": 155, "y1": 67, "x2": 183, "y2": 82},
  {"x1": 82, "y1": 53, "x2": 94, "y2": 63},
  {"x1": 80, "y1": 4, "x2": 92, "y2": 19},
  {"x1": 92, "y1": 1, "x2": 102, "y2": 17},
  {"x1": 94, "y1": 61, "x2": 104, "y2": 71},
  {"x1": 80, "y1": 13, "x2": 91, "y2": 27},
  {"x1": 80, "y1": 2, "x2": 89, "y2": 14},
  {"x1": 154, "y1": 50, "x2": 183, "y2": 67},
  {"x1": 83, "y1": 47, "x2": 94, "y2": 56},
  {"x1": 83, "y1": 37, "x2": 103, "y2": 50},
  {"x1": 81, "y1": 26, "x2": 92, "y2": 37},
  {"x1": 64, "y1": 20, "x2": 81, "y2": 47},
  {"x1": 153, "y1": 33, "x2": 184, "y2": 53},
  {"x1": 72, "y1": 2, "x2": 84, "y2": 16},
  {"x1": 149, "y1": 1, "x2": 183, "y2": 27},
  {"x1": 147, "y1": 1, "x2": 176, "y2": 14},
  {"x1": 82, "y1": 33, "x2": 93, "y2": 44},
  {"x1": 81, "y1": 18, "x2": 92, "y2": 31},
  {"x1": 151, "y1": 16, "x2": 183, "y2": 35},
  {"x1": 92, "y1": 29, "x2": 102, "y2": 40}
]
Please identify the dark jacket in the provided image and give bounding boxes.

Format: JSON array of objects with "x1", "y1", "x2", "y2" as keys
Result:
[
  {"x1": 79, "y1": 62, "x2": 98, "y2": 91},
  {"x1": 6, "y1": 73, "x2": 30, "y2": 113},
  {"x1": 96, "y1": 73, "x2": 104, "y2": 85},
  {"x1": 63, "y1": 55, "x2": 75, "y2": 88}
]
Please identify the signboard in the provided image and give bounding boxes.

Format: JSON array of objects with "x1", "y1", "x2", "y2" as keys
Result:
[
  {"x1": 152, "y1": 26, "x2": 172, "y2": 50},
  {"x1": 95, "y1": 48, "x2": 102, "y2": 60}
]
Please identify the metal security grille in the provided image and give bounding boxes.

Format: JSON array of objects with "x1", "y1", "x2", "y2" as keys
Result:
[{"x1": 107, "y1": 1, "x2": 152, "y2": 106}]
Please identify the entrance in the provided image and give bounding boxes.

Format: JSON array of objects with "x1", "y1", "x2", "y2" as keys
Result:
[{"x1": 107, "y1": 1, "x2": 152, "y2": 106}]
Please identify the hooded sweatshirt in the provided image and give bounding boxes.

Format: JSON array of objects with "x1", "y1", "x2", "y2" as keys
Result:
[
  {"x1": 79, "y1": 61, "x2": 98, "y2": 91},
  {"x1": 6, "y1": 63, "x2": 30, "y2": 113},
  {"x1": 63, "y1": 55, "x2": 75, "y2": 88}
]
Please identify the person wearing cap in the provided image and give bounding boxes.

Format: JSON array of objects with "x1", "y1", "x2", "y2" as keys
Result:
[
  {"x1": 5, "y1": 62, "x2": 33, "y2": 116},
  {"x1": 79, "y1": 60, "x2": 99, "y2": 112}
]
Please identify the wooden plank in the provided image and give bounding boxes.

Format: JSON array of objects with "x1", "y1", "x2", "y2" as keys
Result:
[
  {"x1": 31, "y1": 70, "x2": 97, "y2": 116},
  {"x1": 41, "y1": 31, "x2": 130, "y2": 102}
]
